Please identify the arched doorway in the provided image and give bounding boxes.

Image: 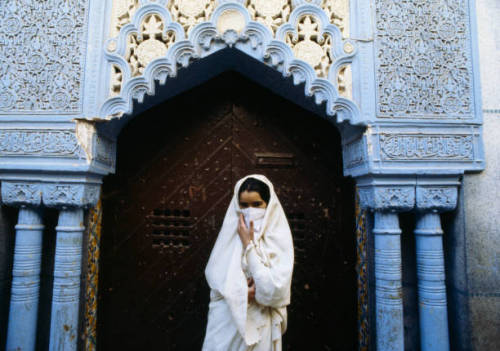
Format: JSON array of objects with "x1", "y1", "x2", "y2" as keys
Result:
[{"x1": 97, "y1": 72, "x2": 356, "y2": 350}]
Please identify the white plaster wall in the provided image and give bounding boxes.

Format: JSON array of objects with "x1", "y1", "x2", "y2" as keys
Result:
[{"x1": 463, "y1": 0, "x2": 500, "y2": 349}]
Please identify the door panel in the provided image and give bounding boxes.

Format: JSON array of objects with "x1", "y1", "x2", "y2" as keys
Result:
[{"x1": 98, "y1": 73, "x2": 356, "y2": 350}]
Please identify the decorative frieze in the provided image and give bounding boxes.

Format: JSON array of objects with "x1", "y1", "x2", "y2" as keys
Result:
[
  {"x1": 1, "y1": 182, "x2": 100, "y2": 208},
  {"x1": 379, "y1": 134, "x2": 474, "y2": 161},
  {"x1": 375, "y1": 0, "x2": 474, "y2": 119},
  {"x1": 0, "y1": 130, "x2": 83, "y2": 158},
  {"x1": 0, "y1": 0, "x2": 89, "y2": 113},
  {"x1": 109, "y1": 0, "x2": 349, "y2": 37}
]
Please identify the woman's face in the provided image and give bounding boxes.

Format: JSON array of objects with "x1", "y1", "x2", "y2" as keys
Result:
[{"x1": 239, "y1": 190, "x2": 267, "y2": 209}]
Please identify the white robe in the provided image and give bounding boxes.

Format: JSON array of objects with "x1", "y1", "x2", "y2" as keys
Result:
[{"x1": 202, "y1": 175, "x2": 294, "y2": 351}]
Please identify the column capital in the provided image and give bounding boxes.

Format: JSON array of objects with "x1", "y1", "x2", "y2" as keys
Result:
[
  {"x1": 416, "y1": 176, "x2": 460, "y2": 213},
  {"x1": 1, "y1": 182, "x2": 42, "y2": 207},
  {"x1": 42, "y1": 183, "x2": 100, "y2": 209},
  {"x1": 1, "y1": 180, "x2": 101, "y2": 209},
  {"x1": 356, "y1": 176, "x2": 415, "y2": 212}
]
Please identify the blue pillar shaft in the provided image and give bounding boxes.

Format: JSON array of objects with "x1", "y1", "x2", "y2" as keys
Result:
[
  {"x1": 373, "y1": 211, "x2": 404, "y2": 351},
  {"x1": 49, "y1": 209, "x2": 85, "y2": 351},
  {"x1": 415, "y1": 213, "x2": 449, "y2": 351},
  {"x1": 6, "y1": 208, "x2": 44, "y2": 351}
]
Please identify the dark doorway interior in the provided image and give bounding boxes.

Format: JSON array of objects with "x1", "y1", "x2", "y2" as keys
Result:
[{"x1": 98, "y1": 72, "x2": 356, "y2": 350}]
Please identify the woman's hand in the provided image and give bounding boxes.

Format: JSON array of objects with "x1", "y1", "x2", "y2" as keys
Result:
[
  {"x1": 237, "y1": 213, "x2": 254, "y2": 248},
  {"x1": 247, "y1": 277, "x2": 256, "y2": 302}
]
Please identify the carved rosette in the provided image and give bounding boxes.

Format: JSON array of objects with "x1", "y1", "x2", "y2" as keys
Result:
[{"x1": 103, "y1": 0, "x2": 357, "y2": 121}]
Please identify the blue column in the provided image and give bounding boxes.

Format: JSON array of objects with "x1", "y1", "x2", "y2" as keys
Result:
[
  {"x1": 373, "y1": 211, "x2": 404, "y2": 351},
  {"x1": 49, "y1": 209, "x2": 85, "y2": 351},
  {"x1": 415, "y1": 212, "x2": 449, "y2": 351},
  {"x1": 6, "y1": 208, "x2": 44, "y2": 351}
]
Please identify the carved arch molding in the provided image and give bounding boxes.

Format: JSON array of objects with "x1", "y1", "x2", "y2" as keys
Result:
[{"x1": 0, "y1": 0, "x2": 485, "y2": 350}]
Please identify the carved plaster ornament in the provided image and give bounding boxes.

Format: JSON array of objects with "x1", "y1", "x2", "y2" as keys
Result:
[
  {"x1": 320, "y1": 0, "x2": 349, "y2": 37},
  {"x1": 168, "y1": 0, "x2": 214, "y2": 34},
  {"x1": 217, "y1": 10, "x2": 247, "y2": 34},
  {"x1": 375, "y1": 0, "x2": 473, "y2": 118},
  {"x1": 286, "y1": 15, "x2": 333, "y2": 78},
  {"x1": 126, "y1": 14, "x2": 176, "y2": 77},
  {"x1": 110, "y1": 0, "x2": 139, "y2": 38},
  {"x1": 0, "y1": 0, "x2": 87, "y2": 113},
  {"x1": 110, "y1": 65, "x2": 123, "y2": 96},
  {"x1": 247, "y1": 0, "x2": 291, "y2": 33},
  {"x1": 379, "y1": 134, "x2": 474, "y2": 161},
  {"x1": 104, "y1": 0, "x2": 355, "y2": 116}
]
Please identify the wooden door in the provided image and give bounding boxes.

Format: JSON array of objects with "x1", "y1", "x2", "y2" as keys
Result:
[{"x1": 98, "y1": 73, "x2": 356, "y2": 350}]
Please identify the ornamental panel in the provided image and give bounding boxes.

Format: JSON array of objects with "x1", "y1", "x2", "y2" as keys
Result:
[
  {"x1": 379, "y1": 134, "x2": 474, "y2": 161},
  {"x1": 0, "y1": 0, "x2": 89, "y2": 114},
  {"x1": 0, "y1": 130, "x2": 83, "y2": 158},
  {"x1": 103, "y1": 0, "x2": 355, "y2": 120},
  {"x1": 375, "y1": 0, "x2": 475, "y2": 119}
]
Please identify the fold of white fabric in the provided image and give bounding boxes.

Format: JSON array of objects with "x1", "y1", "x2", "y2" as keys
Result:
[{"x1": 204, "y1": 174, "x2": 294, "y2": 346}]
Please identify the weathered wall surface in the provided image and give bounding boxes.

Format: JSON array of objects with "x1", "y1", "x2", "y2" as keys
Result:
[{"x1": 463, "y1": 0, "x2": 500, "y2": 349}]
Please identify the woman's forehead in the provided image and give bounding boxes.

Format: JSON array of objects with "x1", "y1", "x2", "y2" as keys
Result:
[{"x1": 239, "y1": 190, "x2": 264, "y2": 201}]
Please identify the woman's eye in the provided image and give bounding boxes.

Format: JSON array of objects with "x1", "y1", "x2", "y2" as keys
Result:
[
  {"x1": 240, "y1": 203, "x2": 248, "y2": 208},
  {"x1": 252, "y1": 202, "x2": 262, "y2": 207}
]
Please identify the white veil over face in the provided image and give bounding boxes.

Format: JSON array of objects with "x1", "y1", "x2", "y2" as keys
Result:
[{"x1": 204, "y1": 174, "x2": 294, "y2": 345}]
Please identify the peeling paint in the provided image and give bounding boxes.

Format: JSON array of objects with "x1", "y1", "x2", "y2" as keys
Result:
[{"x1": 75, "y1": 119, "x2": 96, "y2": 164}]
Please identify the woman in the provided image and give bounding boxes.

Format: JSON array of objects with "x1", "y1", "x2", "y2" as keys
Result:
[{"x1": 202, "y1": 175, "x2": 294, "y2": 351}]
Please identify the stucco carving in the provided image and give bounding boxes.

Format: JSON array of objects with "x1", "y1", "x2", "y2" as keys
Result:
[
  {"x1": 0, "y1": 0, "x2": 89, "y2": 114},
  {"x1": 358, "y1": 186, "x2": 415, "y2": 212},
  {"x1": 247, "y1": 0, "x2": 291, "y2": 33},
  {"x1": 416, "y1": 186, "x2": 457, "y2": 212},
  {"x1": 379, "y1": 134, "x2": 474, "y2": 161},
  {"x1": 1, "y1": 181, "x2": 100, "y2": 208},
  {"x1": 0, "y1": 130, "x2": 83, "y2": 158},
  {"x1": 127, "y1": 14, "x2": 178, "y2": 77},
  {"x1": 284, "y1": 14, "x2": 333, "y2": 78},
  {"x1": 103, "y1": 2, "x2": 359, "y2": 124},
  {"x1": 1, "y1": 182, "x2": 42, "y2": 207},
  {"x1": 110, "y1": 0, "x2": 140, "y2": 38},
  {"x1": 375, "y1": 0, "x2": 474, "y2": 119},
  {"x1": 43, "y1": 184, "x2": 101, "y2": 208},
  {"x1": 168, "y1": 0, "x2": 215, "y2": 34}
]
